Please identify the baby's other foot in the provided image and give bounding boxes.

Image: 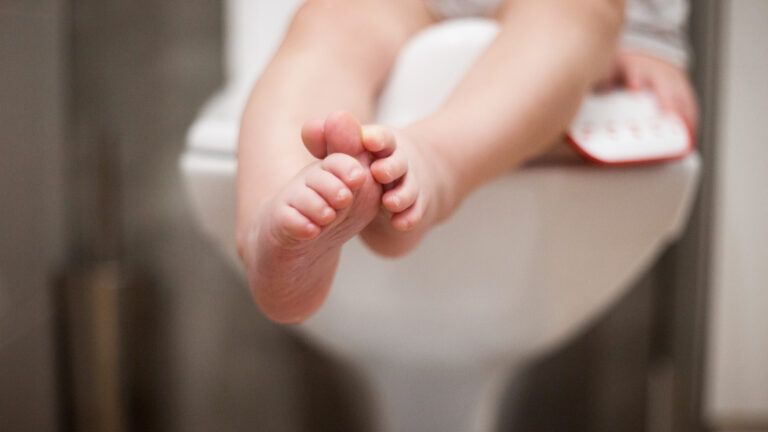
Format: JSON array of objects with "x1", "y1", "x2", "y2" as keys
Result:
[
  {"x1": 240, "y1": 112, "x2": 381, "y2": 323},
  {"x1": 359, "y1": 125, "x2": 455, "y2": 256}
]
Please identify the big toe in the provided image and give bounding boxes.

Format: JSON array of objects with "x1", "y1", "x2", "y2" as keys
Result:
[{"x1": 324, "y1": 111, "x2": 364, "y2": 156}]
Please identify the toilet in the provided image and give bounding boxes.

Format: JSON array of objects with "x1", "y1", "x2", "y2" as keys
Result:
[{"x1": 181, "y1": 1, "x2": 701, "y2": 430}]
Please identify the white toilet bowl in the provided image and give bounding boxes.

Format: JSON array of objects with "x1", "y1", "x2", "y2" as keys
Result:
[{"x1": 181, "y1": 3, "x2": 700, "y2": 430}]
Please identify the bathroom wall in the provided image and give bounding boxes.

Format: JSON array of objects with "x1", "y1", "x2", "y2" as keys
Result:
[
  {"x1": 706, "y1": 0, "x2": 768, "y2": 428},
  {"x1": 0, "y1": 0, "x2": 67, "y2": 431},
  {"x1": 65, "y1": 0, "x2": 283, "y2": 430},
  {"x1": 66, "y1": 0, "x2": 366, "y2": 431}
]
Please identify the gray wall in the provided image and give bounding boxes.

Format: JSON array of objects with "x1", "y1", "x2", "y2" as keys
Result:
[
  {"x1": 707, "y1": 0, "x2": 768, "y2": 427},
  {"x1": 0, "y1": 1, "x2": 67, "y2": 431},
  {"x1": 66, "y1": 1, "x2": 360, "y2": 431}
]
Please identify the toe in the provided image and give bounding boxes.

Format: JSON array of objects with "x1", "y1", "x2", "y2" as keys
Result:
[
  {"x1": 321, "y1": 153, "x2": 366, "y2": 190},
  {"x1": 324, "y1": 111, "x2": 364, "y2": 155},
  {"x1": 390, "y1": 200, "x2": 425, "y2": 232},
  {"x1": 362, "y1": 125, "x2": 396, "y2": 157},
  {"x1": 371, "y1": 148, "x2": 408, "y2": 185},
  {"x1": 287, "y1": 187, "x2": 337, "y2": 226},
  {"x1": 305, "y1": 167, "x2": 353, "y2": 210},
  {"x1": 276, "y1": 204, "x2": 321, "y2": 240},
  {"x1": 301, "y1": 119, "x2": 327, "y2": 159},
  {"x1": 382, "y1": 173, "x2": 418, "y2": 213}
]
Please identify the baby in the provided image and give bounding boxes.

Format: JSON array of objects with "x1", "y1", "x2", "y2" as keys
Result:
[{"x1": 236, "y1": 0, "x2": 698, "y2": 323}]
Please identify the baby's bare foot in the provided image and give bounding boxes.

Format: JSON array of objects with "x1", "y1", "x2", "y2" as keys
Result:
[
  {"x1": 359, "y1": 125, "x2": 454, "y2": 257},
  {"x1": 240, "y1": 112, "x2": 381, "y2": 323}
]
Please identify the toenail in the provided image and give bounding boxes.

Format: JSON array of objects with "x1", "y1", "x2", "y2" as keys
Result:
[
  {"x1": 321, "y1": 207, "x2": 334, "y2": 218},
  {"x1": 390, "y1": 195, "x2": 401, "y2": 208},
  {"x1": 349, "y1": 168, "x2": 363, "y2": 180},
  {"x1": 337, "y1": 188, "x2": 351, "y2": 201}
]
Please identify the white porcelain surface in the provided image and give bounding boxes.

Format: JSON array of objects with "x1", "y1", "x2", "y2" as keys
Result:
[{"x1": 224, "y1": 0, "x2": 303, "y2": 88}]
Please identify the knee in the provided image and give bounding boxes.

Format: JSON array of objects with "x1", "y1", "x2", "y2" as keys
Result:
[
  {"x1": 288, "y1": 0, "x2": 405, "y2": 61},
  {"x1": 291, "y1": 0, "x2": 346, "y2": 34},
  {"x1": 577, "y1": 0, "x2": 626, "y2": 39},
  {"x1": 502, "y1": 0, "x2": 625, "y2": 39}
]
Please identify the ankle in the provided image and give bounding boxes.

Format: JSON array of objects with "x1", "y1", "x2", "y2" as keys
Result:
[{"x1": 402, "y1": 125, "x2": 465, "y2": 222}]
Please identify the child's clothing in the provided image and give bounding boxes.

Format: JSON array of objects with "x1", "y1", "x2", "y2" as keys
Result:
[
  {"x1": 425, "y1": 0, "x2": 690, "y2": 67},
  {"x1": 622, "y1": 0, "x2": 690, "y2": 67}
]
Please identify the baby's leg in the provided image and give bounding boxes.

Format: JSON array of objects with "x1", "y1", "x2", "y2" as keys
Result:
[
  {"x1": 356, "y1": 0, "x2": 626, "y2": 256},
  {"x1": 236, "y1": 0, "x2": 435, "y2": 323}
]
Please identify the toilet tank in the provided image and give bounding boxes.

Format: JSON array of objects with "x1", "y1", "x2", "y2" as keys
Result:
[{"x1": 225, "y1": 0, "x2": 304, "y2": 87}]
